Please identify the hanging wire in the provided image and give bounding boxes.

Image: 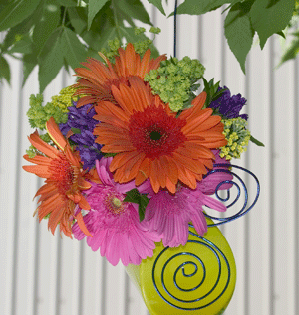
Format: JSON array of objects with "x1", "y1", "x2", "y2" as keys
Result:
[{"x1": 173, "y1": 0, "x2": 178, "y2": 58}]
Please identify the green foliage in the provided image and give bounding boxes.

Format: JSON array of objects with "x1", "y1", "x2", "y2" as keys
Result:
[
  {"x1": 202, "y1": 78, "x2": 228, "y2": 109},
  {"x1": 250, "y1": 0, "x2": 294, "y2": 49},
  {"x1": 250, "y1": 135, "x2": 265, "y2": 146},
  {"x1": 0, "y1": 0, "x2": 296, "y2": 88},
  {"x1": 145, "y1": 56, "x2": 205, "y2": 112},
  {"x1": 88, "y1": 0, "x2": 109, "y2": 30},
  {"x1": 165, "y1": 0, "x2": 295, "y2": 73},
  {"x1": 224, "y1": 1, "x2": 255, "y2": 74},
  {"x1": 123, "y1": 188, "x2": 150, "y2": 222},
  {"x1": 148, "y1": 0, "x2": 165, "y2": 16},
  {"x1": 0, "y1": 0, "x2": 42, "y2": 32},
  {"x1": 0, "y1": 55, "x2": 11, "y2": 85},
  {"x1": 0, "y1": 0, "x2": 158, "y2": 91},
  {"x1": 27, "y1": 85, "x2": 77, "y2": 130}
]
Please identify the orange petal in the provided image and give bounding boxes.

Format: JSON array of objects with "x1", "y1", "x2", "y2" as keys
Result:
[
  {"x1": 46, "y1": 117, "x2": 67, "y2": 151},
  {"x1": 75, "y1": 212, "x2": 93, "y2": 237}
]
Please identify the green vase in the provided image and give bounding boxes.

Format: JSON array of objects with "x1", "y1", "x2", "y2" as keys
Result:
[{"x1": 125, "y1": 217, "x2": 236, "y2": 315}]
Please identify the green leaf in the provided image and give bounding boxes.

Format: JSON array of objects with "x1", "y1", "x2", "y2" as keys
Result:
[
  {"x1": 138, "y1": 195, "x2": 149, "y2": 222},
  {"x1": 250, "y1": 135, "x2": 265, "y2": 146},
  {"x1": 169, "y1": 0, "x2": 242, "y2": 16},
  {"x1": 22, "y1": 53, "x2": 38, "y2": 86},
  {"x1": 8, "y1": 34, "x2": 33, "y2": 54},
  {"x1": 0, "y1": 55, "x2": 11, "y2": 84},
  {"x1": 0, "y1": 0, "x2": 42, "y2": 32},
  {"x1": 123, "y1": 188, "x2": 149, "y2": 222},
  {"x1": 278, "y1": 37, "x2": 299, "y2": 65},
  {"x1": 57, "y1": 0, "x2": 77, "y2": 6},
  {"x1": 38, "y1": 27, "x2": 65, "y2": 92},
  {"x1": 68, "y1": 7, "x2": 88, "y2": 35},
  {"x1": 33, "y1": 0, "x2": 61, "y2": 54},
  {"x1": 250, "y1": 0, "x2": 294, "y2": 49},
  {"x1": 60, "y1": 27, "x2": 87, "y2": 69},
  {"x1": 114, "y1": 0, "x2": 152, "y2": 27},
  {"x1": 224, "y1": 0, "x2": 255, "y2": 74},
  {"x1": 148, "y1": 0, "x2": 165, "y2": 15},
  {"x1": 88, "y1": 0, "x2": 109, "y2": 30},
  {"x1": 276, "y1": 30, "x2": 285, "y2": 38}
]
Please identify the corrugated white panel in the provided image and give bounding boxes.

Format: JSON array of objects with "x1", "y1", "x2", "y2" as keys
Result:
[{"x1": 1, "y1": 1, "x2": 299, "y2": 314}]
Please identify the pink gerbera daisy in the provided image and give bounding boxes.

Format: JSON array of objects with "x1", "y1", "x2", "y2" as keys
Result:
[
  {"x1": 72, "y1": 157, "x2": 160, "y2": 266},
  {"x1": 144, "y1": 151, "x2": 232, "y2": 247}
]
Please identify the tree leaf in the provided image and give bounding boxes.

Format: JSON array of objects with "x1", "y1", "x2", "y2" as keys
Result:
[
  {"x1": 250, "y1": 0, "x2": 294, "y2": 49},
  {"x1": 169, "y1": 0, "x2": 242, "y2": 16},
  {"x1": 279, "y1": 37, "x2": 299, "y2": 65},
  {"x1": 0, "y1": 0, "x2": 42, "y2": 32},
  {"x1": 22, "y1": 53, "x2": 38, "y2": 86},
  {"x1": 224, "y1": 0, "x2": 255, "y2": 74},
  {"x1": 38, "y1": 27, "x2": 65, "y2": 92},
  {"x1": 88, "y1": 0, "x2": 109, "y2": 30},
  {"x1": 138, "y1": 195, "x2": 149, "y2": 222},
  {"x1": 8, "y1": 34, "x2": 33, "y2": 54},
  {"x1": 148, "y1": 0, "x2": 165, "y2": 15},
  {"x1": 57, "y1": 0, "x2": 77, "y2": 6},
  {"x1": 0, "y1": 55, "x2": 11, "y2": 85},
  {"x1": 33, "y1": 0, "x2": 61, "y2": 54},
  {"x1": 276, "y1": 30, "x2": 285, "y2": 39},
  {"x1": 114, "y1": 0, "x2": 152, "y2": 27},
  {"x1": 60, "y1": 27, "x2": 87, "y2": 69},
  {"x1": 68, "y1": 6, "x2": 88, "y2": 35},
  {"x1": 250, "y1": 135, "x2": 265, "y2": 146}
]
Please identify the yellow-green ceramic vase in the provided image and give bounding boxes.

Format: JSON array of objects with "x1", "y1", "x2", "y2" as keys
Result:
[{"x1": 125, "y1": 217, "x2": 236, "y2": 315}]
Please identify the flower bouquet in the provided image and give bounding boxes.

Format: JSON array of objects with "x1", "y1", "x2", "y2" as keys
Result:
[{"x1": 23, "y1": 34, "x2": 260, "y2": 314}]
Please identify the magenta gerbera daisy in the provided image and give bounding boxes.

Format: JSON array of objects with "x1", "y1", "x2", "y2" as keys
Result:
[{"x1": 72, "y1": 157, "x2": 160, "y2": 266}]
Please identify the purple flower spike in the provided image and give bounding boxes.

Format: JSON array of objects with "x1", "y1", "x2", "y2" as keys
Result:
[
  {"x1": 209, "y1": 86, "x2": 248, "y2": 120},
  {"x1": 59, "y1": 101, "x2": 103, "y2": 170}
]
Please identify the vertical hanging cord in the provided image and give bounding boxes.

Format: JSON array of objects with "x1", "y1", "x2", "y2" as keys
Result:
[{"x1": 173, "y1": 0, "x2": 178, "y2": 58}]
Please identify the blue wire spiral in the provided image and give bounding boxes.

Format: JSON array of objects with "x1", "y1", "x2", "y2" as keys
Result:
[{"x1": 151, "y1": 164, "x2": 259, "y2": 311}]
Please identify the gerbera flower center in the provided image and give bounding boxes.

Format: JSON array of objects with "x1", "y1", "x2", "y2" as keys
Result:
[
  {"x1": 49, "y1": 154, "x2": 75, "y2": 194},
  {"x1": 129, "y1": 105, "x2": 187, "y2": 159},
  {"x1": 104, "y1": 192, "x2": 126, "y2": 216}
]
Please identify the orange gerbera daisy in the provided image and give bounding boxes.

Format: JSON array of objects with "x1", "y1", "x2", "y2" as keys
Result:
[
  {"x1": 23, "y1": 117, "x2": 93, "y2": 238},
  {"x1": 93, "y1": 77, "x2": 227, "y2": 194},
  {"x1": 73, "y1": 43, "x2": 166, "y2": 107}
]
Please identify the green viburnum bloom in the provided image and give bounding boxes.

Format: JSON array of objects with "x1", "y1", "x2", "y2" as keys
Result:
[
  {"x1": 144, "y1": 56, "x2": 205, "y2": 112},
  {"x1": 26, "y1": 85, "x2": 79, "y2": 157},
  {"x1": 220, "y1": 118, "x2": 251, "y2": 160}
]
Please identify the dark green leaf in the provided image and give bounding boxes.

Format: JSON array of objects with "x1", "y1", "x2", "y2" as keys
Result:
[
  {"x1": 278, "y1": 37, "x2": 299, "y2": 65},
  {"x1": 0, "y1": 55, "x2": 11, "y2": 84},
  {"x1": 114, "y1": 0, "x2": 152, "y2": 27},
  {"x1": 169, "y1": 0, "x2": 241, "y2": 16},
  {"x1": 33, "y1": 0, "x2": 61, "y2": 54},
  {"x1": 148, "y1": 0, "x2": 165, "y2": 15},
  {"x1": 38, "y1": 27, "x2": 65, "y2": 92},
  {"x1": 22, "y1": 53, "x2": 38, "y2": 86},
  {"x1": 138, "y1": 195, "x2": 149, "y2": 222},
  {"x1": 124, "y1": 189, "x2": 141, "y2": 203},
  {"x1": 250, "y1": 0, "x2": 294, "y2": 49},
  {"x1": 276, "y1": 30, "x2": 285, "y2": 39},
  {"x1": 250, "y1": 135, "x2": 265, "y2": 146},
  {"x1": 0, "y1": 0, "x2": 42, "y2": 32},
  {"x1": 8, "y1": 34, "x2": 33, "y2": 54},
  {"x1": 224, "y1": 0, "x2": 255, "y2": 74},
  {"x1": 60, "y1": 27, "x2": 87, "y2": 69},
  {"x1": 88, "y1": 0, "x2": 109, "y2": 30},
  {"x1": 57, "y1": 0, "x2": 77, "y2": 6},
  {"x1": 68, "y1": 7, "x2": 88, "y2": 35}
]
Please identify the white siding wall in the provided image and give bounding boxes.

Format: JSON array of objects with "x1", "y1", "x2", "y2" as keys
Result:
[{"x1": 1, "y1": 1, "x2": 298, "y2": 314}]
